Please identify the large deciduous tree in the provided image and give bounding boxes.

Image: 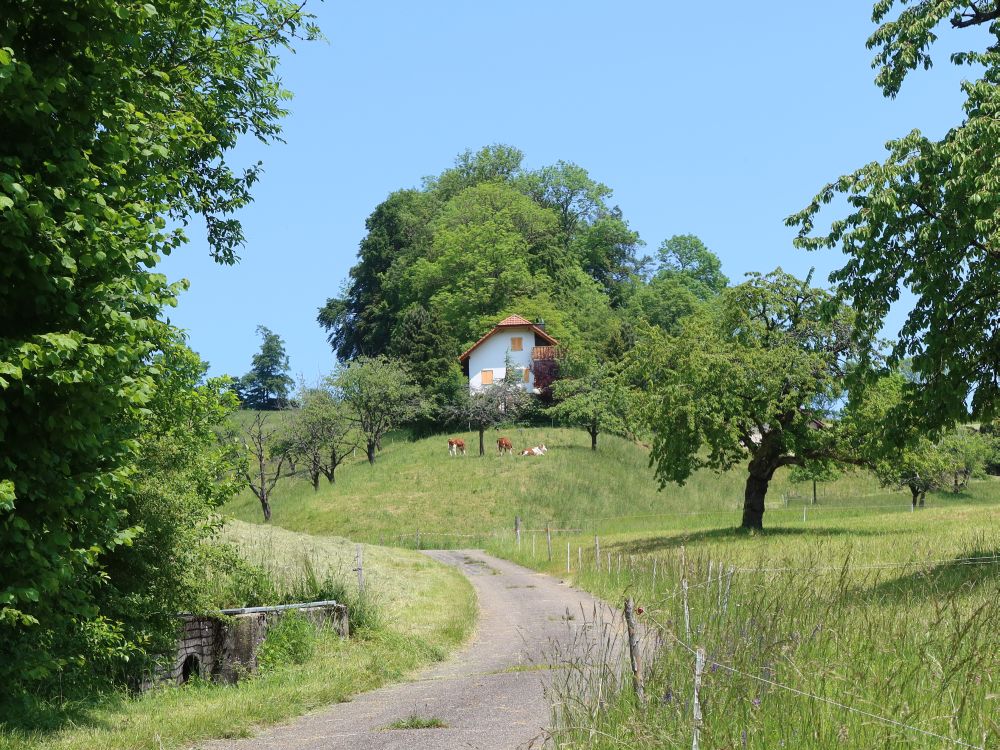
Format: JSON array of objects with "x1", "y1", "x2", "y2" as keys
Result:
[
  {"x1": 0, "y1": 0, "x2": 315, "y2": 697},
  {"x1": 635, "y1": 270, "x2": 857, "y2": 529},
  {"x1": 788, "y1": 1, "x2": 1000, "y2": 425},
  {"x1": 331, "y1": 356, "x2": 419, "y2": 464}
]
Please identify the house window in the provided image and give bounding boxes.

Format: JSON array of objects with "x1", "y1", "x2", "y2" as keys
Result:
[
  {"x1": 510, "y1": 336, "x2": 523, "y2": 351},
  {"x1": 481, "y1": 369, "x2": 494, "y2": 385},
  {"x1": 522, "y1": 367, "x2": 530, "y2": 383}
]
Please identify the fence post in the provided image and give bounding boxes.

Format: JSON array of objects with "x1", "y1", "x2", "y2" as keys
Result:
[
  {"x1": 682, "y1": 578, "x2": 691, "y2": 640},
  {"x1": 566, "y1": 541, "x2": 571, "y2": 573},
  {"x1": 578, "y1": 546, "x2": 582, "y2": 570},
  {"x1": 546, "y1": 525, "x2": 552, "y2": 562},
  {"x1": 416, "y1": 529, "x2": 420, "y2": 549},
  {"x1": 355, "y1": 544, "x2": 365, "y2": 595},
  {"x1": 595, "y1": 536, "x2": 600, "y2": 571},
  {"x1": 652, "y1": 557, "x2": 657, "y2": 588},
  {"x1": 532, "y1": 533, "x2": 536, "y2": 559},
  {"x1": 623, "y1": 598, "x2": 646, "y2": 704},
  {"x1": 692, "y1": 647, "x2": 705, "y2": 750},
  {"x1": 803, "y1": 506, "x2": 807, "y2": 523},
  {"x1": 607, "y1": 552, "x2": 611, "y2": 574},
  {"x1": 515, "y1": 516, "x2": 521, "y2": 548}
]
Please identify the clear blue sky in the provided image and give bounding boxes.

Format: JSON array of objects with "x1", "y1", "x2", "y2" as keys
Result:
[{"x1": 159, "y1": 1, "x2": 978, "y2": 382}]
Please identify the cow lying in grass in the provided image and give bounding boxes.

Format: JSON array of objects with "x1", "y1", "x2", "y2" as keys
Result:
[
  {"x1": 497, "y1": 437, "x2": 513, "y2": 455},
  {"x1": 520, "y1": 444, "x2": 547, "y2": 456},
  {"x1": 448, "y1": 438, "x2": 466, "y2": 456}
]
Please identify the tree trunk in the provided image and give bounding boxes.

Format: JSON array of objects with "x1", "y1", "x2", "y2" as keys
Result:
[
  {"x1": 910, "y1": 484, "x2": 920, "y2": 509},
  {"x1": 812, "y1": 479, "x2": 817, "y2": 505},
  {"x1": 741, "y1": 473, "x2": 771, "y2": 529},
  {"x1": 590, "y1": 425, "x2": 598, "y2": 451},
  {"x1": 918, "y1": 491, "x2": 926, "y2": 508},
  {"x1": 327, "y1": 447, "x2": 338, "y2": 483},
  {"x1": 479, "y1": 428, "x2": 485, "y2": 457},
  {"x1": 260, "y1": 492, "x2": 271, "y2": 522},
  {"x1": 367, "y1": 441, "x2": 376, "y2": 465}
]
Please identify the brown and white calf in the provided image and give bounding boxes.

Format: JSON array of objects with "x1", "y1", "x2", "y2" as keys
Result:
[
  {"x1": 497, "y1": 437, "x2": 513, "y2": 455},
  {"x1": 448, "y1": 438, "x2": 466, "y2": 457},
  {"x1": 520, "y1": 444, "x2": 547, "y2": 456}
]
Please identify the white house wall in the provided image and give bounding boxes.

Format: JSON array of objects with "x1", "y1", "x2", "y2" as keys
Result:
[{"x1": 468, "y1": 327, "x2": 535, "y2": 393}]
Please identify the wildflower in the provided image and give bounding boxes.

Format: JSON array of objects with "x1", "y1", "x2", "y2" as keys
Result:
[
  {"x1": 636, "y1": 606, "x2": 644, "y2": 615},
  {"x1": 751, "y1": 696, "x2": 761, "y2": 708}
]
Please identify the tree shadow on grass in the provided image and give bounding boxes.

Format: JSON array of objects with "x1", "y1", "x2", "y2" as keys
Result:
[
  {"x1": 616, "y1": 525, "x2": 893, "y2": 555},
  {"x1": 0, "y1": 689, "x2": 127, "y2": 737},
  {"x1": 857, "y1": 549, "x2": 1000, "y2": 603}
]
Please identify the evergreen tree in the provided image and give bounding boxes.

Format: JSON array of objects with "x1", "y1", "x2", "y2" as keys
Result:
[{"x1": 240, "y1": 326, "x2": 293, "y2": 410}]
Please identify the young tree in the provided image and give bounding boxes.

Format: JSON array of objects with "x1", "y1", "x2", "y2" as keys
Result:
[
  {"x1": 331, "y1": 356, "x2": 419, "y2": 464},
  {"x1": 450, "y1": 365, "x2": 533, "y2": 456},
  {"x1": 634, "y1": 270, "x2": 857, "y2": 529},
  {"x1": 237, "y1": 413, "x2": 290, "y2": 521},
  {"x1": 939, "y1": 426, "x2": 994, "y2": 493},
  {"x1": 240, "y1": 326, "x2": 294, "y2": 410},
  {"x1": 789, "y1": 2, "x2": 1000, "y2": 425},
  {"x1": 788, "y1": 462, "x2": 842, "y2": 505},
  {"x1": 548, "y1": 362, "x2": 634, "y2": 450},
  {"x1": 285, "y1": 387, "x2": 357, "y2": 490},
  {"x1": 0, "y1": 0, "x2": 315, "y2": 696},
  {"x1": 844, "y1": 372, "x2": 951, "y2": 508}
]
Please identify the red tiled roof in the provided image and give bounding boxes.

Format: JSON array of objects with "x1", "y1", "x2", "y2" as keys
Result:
[
  {"x1": 497, "y1": 314, "x2": 532, "y2": 327},
  {"x1": 458, "y1": 315, "x2": 559, "y2": 362}
]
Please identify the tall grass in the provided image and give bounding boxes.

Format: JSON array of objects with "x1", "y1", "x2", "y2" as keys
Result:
[
  {"x1": 0, "y1": 524, "x2": 476, "y2": 750},
  {"x1": 493, "y1": 504, "x2": 1000, "y2": 749}
]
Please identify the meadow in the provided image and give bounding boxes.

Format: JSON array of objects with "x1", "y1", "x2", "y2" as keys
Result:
[
  {"x1": 226, "y1": 424, "x2": 999, "y2": 749},
  {"x1": 0, "y1": 523, "x2": 476, "y2": 750},
  {"x1": 223, "y1": 426, "x2": 925, "y2": 544}
]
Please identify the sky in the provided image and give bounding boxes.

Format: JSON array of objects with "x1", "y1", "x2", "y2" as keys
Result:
[{"x1": 158, "y1": 1, "x2": 981, "y2": 382}]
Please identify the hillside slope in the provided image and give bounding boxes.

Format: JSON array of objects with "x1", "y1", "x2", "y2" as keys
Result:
[{"x1": 223, "y1": 427, "x2": 995, "y2": 542}]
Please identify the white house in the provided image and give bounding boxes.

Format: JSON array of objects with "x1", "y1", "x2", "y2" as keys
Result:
[{"x1": 459, "y1": 314, "x2": 560, "y2": 394}]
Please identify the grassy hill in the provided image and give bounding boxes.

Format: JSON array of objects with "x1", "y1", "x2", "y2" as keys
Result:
[
  {"x1": 219, "y1": 421, "x2": 1000, "y2": 748},
  {"x1": 223, "y1": 425, "x2": 997, "y2": 543}
]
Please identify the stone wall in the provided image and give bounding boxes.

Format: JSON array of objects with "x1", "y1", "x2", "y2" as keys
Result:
[{"x1": 144, "y1": 601, "x2": 349, "y2": 689}]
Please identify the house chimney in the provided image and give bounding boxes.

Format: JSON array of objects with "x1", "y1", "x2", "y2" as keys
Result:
[{"x1": 536, "y1": 318, "x2": 546, "y2": 331}]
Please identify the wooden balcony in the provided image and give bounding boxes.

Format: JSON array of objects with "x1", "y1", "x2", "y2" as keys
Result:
[{"x1": 531, "y1": 345, "x2": 560, "y2": 361}]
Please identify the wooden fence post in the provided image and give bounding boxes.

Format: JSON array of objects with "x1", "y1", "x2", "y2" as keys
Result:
[
  {"x1": 682, "y1": 578, "x2": 691, "y2": 640},
  {"x1": 566, "y1": 541, "x2": 571, "y2": 573},
  {"x1": 416, "y1": 529, "x2": 420, "y2": 549},
  {"x1": 595, "y1": 536, "x2": 600, "y2": 571},
  {"x1": 693, "y1": 647, "x2": 705, "y2": 750},
  {"x1": 652, "y1": 557, "x2": 657, "y2": 588},
  {"x1": 355, "y1": 544, "x2": 365, "y2": 595},
  {"x1": 546, "y1": 525, "x2": 552, "y2": 562},
  {"x1": 624, "y1": 598, "x2": 646, "y2": 704},
  {"x1": 578, "y1": 546, "x2": 582, "y2": 570},
  {"x1": 515, "y1": 516, "x2": 521, "y2": 548}
]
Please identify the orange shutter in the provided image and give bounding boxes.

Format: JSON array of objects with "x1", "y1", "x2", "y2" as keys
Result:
[
  {"x1": 511, "y1": 336, "x2": 523, "y2": 351},
  {"x1": 481, "y1": 369, "x2": 494, "y2": 385}
]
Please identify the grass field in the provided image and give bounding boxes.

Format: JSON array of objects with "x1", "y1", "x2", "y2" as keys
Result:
[
  {"x1": 223, "y1": 426, "x2": 933, "y2": 544},
  {"x1": 225, "y1": 423, "x2": 1000, "y2": 748},
  {"x1": 0, "y1": 523, "x2": 476, "y2": 750},
  {"x1": 488, "y1": 489, "x2": 1000, "y2": 748}
]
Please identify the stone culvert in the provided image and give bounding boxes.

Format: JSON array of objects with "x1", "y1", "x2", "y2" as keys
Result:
[{"x1": 144, "y1": 600, "x2": 349, "y2": 690}]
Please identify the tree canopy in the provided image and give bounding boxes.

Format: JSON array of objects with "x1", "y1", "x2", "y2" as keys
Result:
[
  {"x1": 788, "y1": 1, "x2": 1000, "y2": 426},
  {"x1": 634, "y1": 270, "x2": 858, "y2": 529},
  {"x1": 0, "y1": 0, "x2": 314, "y2": 698},
  {"x1": 318, "y1": 146, "x2": 651, "y2": 366}
]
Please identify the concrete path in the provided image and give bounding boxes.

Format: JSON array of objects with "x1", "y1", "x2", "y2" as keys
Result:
[{"x1": 202, "y1": 550, "x2": 618, "y2": 750}]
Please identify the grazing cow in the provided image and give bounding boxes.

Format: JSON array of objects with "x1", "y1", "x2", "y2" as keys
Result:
[
  {"x1": 520, "y1": 444, "x2": 548, "y2": 456},
  {"x1": 497, "y1": 437, "x2": 513, "y2": 455},
  {"x1": 448, "y1": 438, "x2": 466, "y2": 457}
]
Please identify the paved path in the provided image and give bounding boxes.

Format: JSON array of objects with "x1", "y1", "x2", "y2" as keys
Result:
[{"x1": 202, "y1": 550, "x2": 617, "y2": 750}]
